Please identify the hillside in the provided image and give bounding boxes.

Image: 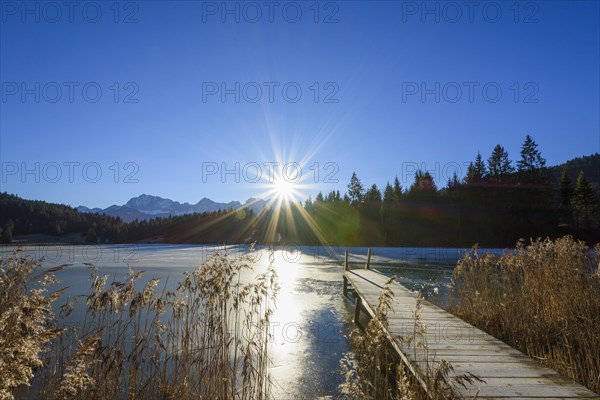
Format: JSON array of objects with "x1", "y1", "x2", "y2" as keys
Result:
[{"x1": 548, "y1": 153, "x2": 600, "y2": 193}]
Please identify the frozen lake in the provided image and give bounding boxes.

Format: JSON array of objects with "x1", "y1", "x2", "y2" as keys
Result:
[{"x1": 1, "y1": 244, "x2": 502, "y2": 399}]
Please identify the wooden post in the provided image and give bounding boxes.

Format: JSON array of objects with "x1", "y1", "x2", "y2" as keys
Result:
[
  {"x1": 344, "y1": 251, "x2": 348, "y2": 271},
  {"x1": 353, "y1": 296, "x2": 362, "y2": 325},
  {"x1": 365, "y1": 248, "x2": 371, "y2": 269},
  {"x1": 343, "y1": 251, "x2": 349, "y2": 296}
]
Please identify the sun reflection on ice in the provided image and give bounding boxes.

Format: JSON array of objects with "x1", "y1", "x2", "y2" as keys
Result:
[
  {"x1": 269, "y1": 248, "x2": 301, "y2": 344},
  {"x1": 254, "y1": 247, "x2": 307, "y2": 396}
]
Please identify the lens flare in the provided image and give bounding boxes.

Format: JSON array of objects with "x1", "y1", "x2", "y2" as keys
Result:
[{"x1": 272, "y1": 176, "x2": 295, "y2": 203}]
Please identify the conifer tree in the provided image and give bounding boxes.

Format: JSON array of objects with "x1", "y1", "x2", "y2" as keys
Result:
[
  {"x1": 347, "y1": 172, "x2": 365, "y2": 205},
  {"x1": 365, "y1": 184, "x2": 382, "y2": 205},
  {"x1": 304, "y1": 196, "x2": 314, "y2": 213},
  {"x1": 465, "y1": 152, "x2": 487, "y2": 184},
  {"x1": 383, "y1": 182, "x2": 395, "y2": 203},
  {"x1": 488, "y1": 145, "x2": 514, "y2": 180},
  {"x1": 465, "y1": 162, "x2": 476, "y2": 184},
  {"x1": 392, "y1": 176, "x2": 403, "y2": 201},
  {"x1": 559, "y1": 166, "x2": 574, "y2": 209},
  {"x1": 572, "y1": 171, "x2": 599, "y2": 229},
  {"x1": 447, "y1": 172, "x2": 460, "y2": 189},
  {"x1": 381, "y1": 182, "x2": 397, "y2": 244},
  {"x1": 517, "y1": 135, "x2": 546, "y2": 172},
  {"x1": 410, "y1": 171, "x2": 437, "y2": 192},
  {"x1": 474, "y1": 152, "x2": 487, "y2": 178},
  {"x1": 558, "y1": 166, "x2": 575, "y2": 225}
]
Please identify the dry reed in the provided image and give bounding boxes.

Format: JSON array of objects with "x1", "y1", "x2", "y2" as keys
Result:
[
  {"x1": 0, "y1": 250, "x2": 67, "y2": 400},
  {"x1": 450, "y1": 236, "x2": 600, "y2": 393},
  {"x1": 1, "y1": 247, "x2": 279, "y2": 400}
]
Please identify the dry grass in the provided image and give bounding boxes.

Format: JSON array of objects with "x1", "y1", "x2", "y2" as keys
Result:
[
  {"x1": 450, "y1": 236, "x2": 600, "y2": 393},
  {"x1": 1, "y1": 247, "x2": 279, "y2": 400},
  {"x1": 341, "y1": 278, "x2": 480, "y2": 400},
  {"x1": 0, "y1": 250, "x2": 66, "y2": 400}
]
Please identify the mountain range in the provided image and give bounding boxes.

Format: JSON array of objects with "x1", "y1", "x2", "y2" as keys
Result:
[{"x1": 77, "y1": 194, "x2": 268, "y2": 222}]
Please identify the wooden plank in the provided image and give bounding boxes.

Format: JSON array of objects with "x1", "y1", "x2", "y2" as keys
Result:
[
  {"x1": 459, "y1": 382, "x2": 600, "y2": 399},
  {"x1": 343, "y1": 267, "x2": 600, "y2": 399},
  {"x1": 414, "y1": 362, "x2": 559, "y2": 378}
]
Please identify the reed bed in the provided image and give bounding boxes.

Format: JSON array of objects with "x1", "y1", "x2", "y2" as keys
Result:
[
  {"x1": 1, "y1": 247, "x2": 279, "y2": 400},
  {"x1": 450, "y1": 236, "x2": 600, "y2": 393}
]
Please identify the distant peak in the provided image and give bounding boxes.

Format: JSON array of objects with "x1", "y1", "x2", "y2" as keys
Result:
[
  {"x1": 196, "y1": 197, "x2": 213, "y2": 204},
  {"x1": 78, "y1": 194, "x2": 268, "y2": 222},
  {"x1": 245, "y1": 197, "x2": 264, "y2": 204}
]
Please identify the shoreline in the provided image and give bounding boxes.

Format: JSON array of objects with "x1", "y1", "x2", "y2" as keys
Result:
[{"x1": 5, "y1": 235, "x2": 504, "y2": 250}]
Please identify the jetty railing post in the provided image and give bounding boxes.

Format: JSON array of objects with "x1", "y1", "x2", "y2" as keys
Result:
[
  {"x1": 365, "y1": 248, "x2": 371, "y2": 269},
  {"x1": 353, "y1": 296, "x2": 362, "y2": 325},
  {"x1": 343, "y1": 251, "x2": 349, "y2": 296},
  {"x1": 344, "y1": 251, "x2": 349, "y2": 271}
]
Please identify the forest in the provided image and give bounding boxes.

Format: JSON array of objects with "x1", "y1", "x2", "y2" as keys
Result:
[{"x1": 1, "y1": 136, "x2": 599, "y2": 247}]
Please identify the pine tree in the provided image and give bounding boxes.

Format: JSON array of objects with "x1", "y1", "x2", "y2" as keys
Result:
[
  {"x1": 360, "y1": 184, "x2": 383, "y2": 245},
  {"x1": 365, "y1": 184, "x2": 382, "y2": 204},
  {"x1": 392, "y1": 176, "x2": 403, "y2": 201},
  {"x1": 488, "y1": 145, "x2": 514, "y2": 180},
  {"x1": 381, "y1": 182, "x2": 396, "y2": 244},
  {"x1": 447, "y1": 172, "x2": 460, "y2": 190},
  {"x1": 316, "y1": 192, "x2": 324, "y2": 202},
  {"x1": 465, "y1": 162, "x2": 476, "y2": 184},
  {"x1": 474, "y1": 152, "x2": 486, "y2": 178},
  {"x1": 517, "y1": 135, "x2": 546, "y2": 172},
  {"x1": 383, "y1": 182, "x2": 395, "y2": 203},
  {"x1": 347, "y1": 172, "x2": 365, "y2": 205},
  {"x1": 559, "y1": 166, "x2": 575, "y2": 225},
  {"x1": 326, "y1": 191, "x2": 334, "y2": 203},
  {"x1": 559, "y1": 166, "x2": 574, "y2": 209},
  {"x1": 410, "y1": 171, "x2": 437, "y2": 192},
  {"x1": 572, "y1": 170, "x2": 599, "y2": 229},
  {"x1": 304, "y1": 196, "x2": 314, "y2": 213},
  {"x1": 465, "y1": 152, "x2": 487, "y2": 184}
]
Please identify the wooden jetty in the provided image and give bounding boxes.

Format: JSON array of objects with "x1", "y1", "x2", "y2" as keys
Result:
[{"x1": 342, "y1": 249, "x2": 600, "y2": 399}]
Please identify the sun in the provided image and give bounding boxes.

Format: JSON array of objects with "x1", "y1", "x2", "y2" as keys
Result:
[
  {"x1": 244, "y1": 157, "x2": 336, "y2": 248},
  {"x1": 272, "y1": 177, "x2": 295, "y2": 202}
]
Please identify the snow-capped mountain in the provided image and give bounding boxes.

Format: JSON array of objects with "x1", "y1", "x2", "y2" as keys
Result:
[
  {"x1": 125, "y1": 194, "x2": 181, "y2": 214},
  {"x1": 77, "y1": 194, "x2": 267, "y2": 222}
]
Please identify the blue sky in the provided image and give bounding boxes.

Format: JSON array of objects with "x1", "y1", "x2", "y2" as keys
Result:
[{"x1": 1, "y1": 1, "x2": 599, "y2": 208}]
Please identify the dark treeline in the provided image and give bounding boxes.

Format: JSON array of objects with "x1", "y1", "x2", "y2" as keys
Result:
[
  {"x1": 257, "y1": 137, "x2": 600, "y2": 247},
  {"x1": 0, "y1": 194, "x2": 125, "y2": 243},
  {"x1": 1, "y1": 136, "x2": 599, "y2": 247},
  {"x1": 0, "y1": 193, "x2": 257, "y2": 244}
]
